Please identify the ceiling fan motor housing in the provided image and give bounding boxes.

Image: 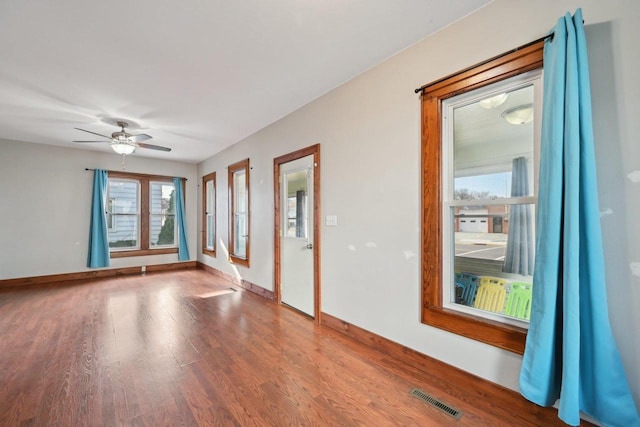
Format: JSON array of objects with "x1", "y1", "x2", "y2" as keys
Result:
[{"x1": 113, "y1": 122, "x2": 132, "y2": 141}]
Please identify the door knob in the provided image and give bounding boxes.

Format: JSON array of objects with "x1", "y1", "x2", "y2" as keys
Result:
[{"x1": 305, "y1": 243, "x2": 313, "y2": 250}]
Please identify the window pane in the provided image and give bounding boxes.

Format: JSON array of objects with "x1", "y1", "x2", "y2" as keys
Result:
[
  {"x1": 451, "y1": 203, "x2": 535, "y2": 322},
  {"x1": 234, "y1": 213, "x2": 247, "y2": 257},
  {"x1": 150, "y1": 182, "x2": 176, "y2": 247},
  {"x1": 284, "y1": 169, "x2": 308, "y2": 238},
  {"x1": 233, "y1": 170, "x2": 247, "y2": 213},
  {"x1": 206, "y1": 214, "x2": 215, "y2": 249},
  {"x1": 107, "y1": 180, "x2": 139, "y2": 249},
  {"x1": 151, "y1": 182, "x2": 175, "y2": 214},
  {"x1": 205, "y1": 179, "x2": 215, "y2": 250},
  {"x1": 150, "y1": 214, "x2": 176, "y2": 246},
  {"x1": 108, "y1": 180, "x2": 138, "y2": 213},
  {"x1": 206, "y1": 180, "x2": 215, "y2": 212},
  {"x1": 453, "y1": 85, "x2": 534, "y2": 199}
]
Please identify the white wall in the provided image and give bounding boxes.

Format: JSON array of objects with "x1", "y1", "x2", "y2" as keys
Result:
[
  {"x1": 197, "y1": 0, "x2": 640, "y2": 405},
  {"x1": 0, "y1": 138, "x2": 198, "y2": 279}
]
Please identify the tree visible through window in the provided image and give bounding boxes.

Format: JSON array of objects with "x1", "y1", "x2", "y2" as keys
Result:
[
  {"x1": 106, "y1": 172, "x2": 182, "y2": 258},
  {"x1": 154, "y1": 183, "x2": 176, "y2": 246}
]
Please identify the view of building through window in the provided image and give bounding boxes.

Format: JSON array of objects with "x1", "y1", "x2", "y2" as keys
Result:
[
  {"x1": 454, "y1": 171, "x2": 510, "y2": 262},
  {"x1": 443, "y1": 74, "x2": 540, "y2": 325},
  {"x1": 106, "y1": 177, "x2": 176, "y2": 251}
]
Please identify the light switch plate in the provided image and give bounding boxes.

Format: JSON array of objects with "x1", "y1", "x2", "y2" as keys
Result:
[{"x1": 325, "y1": 215, "x2": 338, "y2": 227}]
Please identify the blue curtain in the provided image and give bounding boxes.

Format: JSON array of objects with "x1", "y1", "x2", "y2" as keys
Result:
[
  {"x1": 503, "y1": 157, "x2": 533, "y2": 275},
  {"x1": 173, "y1": 177, "x2": 190, "y2": 261},
  {"x1": 519, "y1": 9, "x2": 639, "y2": 426},
  {"x1": 87, "y1": 169, "x2": 110, "y2": 268}
]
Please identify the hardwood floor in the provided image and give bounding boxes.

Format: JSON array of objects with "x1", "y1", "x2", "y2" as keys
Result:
[{"x1": 0, "y1": 269, "x2": 585, "y2": 426}]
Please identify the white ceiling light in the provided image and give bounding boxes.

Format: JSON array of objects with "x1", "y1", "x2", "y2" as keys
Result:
[
  {"x1": 479, "y1": 93, "x2": 508, "y2": 109},
  {"x1": 502, "y1": 104, "x2": 534, "y2": 125},
  {"x1": 110, "y1": 141, "x2": 136, "y2": 155}
]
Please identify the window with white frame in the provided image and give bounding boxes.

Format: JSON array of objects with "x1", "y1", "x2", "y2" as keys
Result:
[
  {"x1": 149, "y1": 181, "x2": 176, "y2": 247},
  {"x1": 107, "y1": 179, "x2": 140, "y2": 249},
  {"x1": 441, "y1": 70, "x2": 542, "y2": 328}
]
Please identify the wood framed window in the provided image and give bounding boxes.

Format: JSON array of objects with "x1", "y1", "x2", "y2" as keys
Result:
[
  {"x1": 202, "y1": 172, "x2": 216, "y2": 257},
  {"x1": 228, "y1": 159, "x2": 250, "y2": 267},
  {"x1": 420, "y1": 41, "x2": 544, "y2": 354},
  {"x1": 107, "y1": 171, "x2": 183, "y2": 258}
]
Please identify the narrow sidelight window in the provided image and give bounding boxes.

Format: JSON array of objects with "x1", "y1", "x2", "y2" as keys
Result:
[
  {"x1": 202, "y1": 172, "x2": 216, "y2": 256},
  {"x1": 228, "y1": 159, "x2": 250, "y2": 266}
]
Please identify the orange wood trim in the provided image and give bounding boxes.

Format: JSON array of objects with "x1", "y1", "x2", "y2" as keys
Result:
[
  {"x1": 202, "y1": 248, "x2": 216, "y2": 257},
  {"x1": 107, "y1": 170, "x2": 180, "y2": 182},
  {"x1": 313, "y1": 146, "x2": 321, "y2": 323},
  {"x1": 110, "y1": 247, "x2": 178, "y2": 258},
  {"x1": 322, "y1": 311, "x2": 471, "y2": 378},
  {"x1": 202, "y1": 172, "x2": 217, "y2": 257},
  {"x1": 145, "y1": 261, "x2": 197, "y2": 273},
  {"x1": 0, "y1": 261, "x2": 197, "y2": 289},
  {"x1": 227, "y1": 159, "x2": 250, "y2": 267},
  {"x1": 196, "y1": 262, "x2": 274, "y2": 300},
  {"x1": 140, "y1": 179, "x2": 150, "y2": 250},
  {"x1": 228, "y1": 254, "x2": 249, "y2": 267},
  {"x1": 422, "y1": 42, "x2": 544, "y2": 99},
  {"x1": 420, "y1": 40, "x2": 543, "y2": 355},
  {"x1": 320, "y1": 312, "x2": 569, "y2": 422},
  {"x1": 273, "y1": 159, "x2": 282, "y2": 304},
  {"x1": 202, "y1": 248, "x2": 216, "y2": 258},
  {"x1": 272, "y1": 144, "x2": 321, "y2": 322}
]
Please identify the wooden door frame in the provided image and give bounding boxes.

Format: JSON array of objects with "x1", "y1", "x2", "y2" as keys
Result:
[{"x1": 273, "y1": 144, "x2": 321, "y2": 322}]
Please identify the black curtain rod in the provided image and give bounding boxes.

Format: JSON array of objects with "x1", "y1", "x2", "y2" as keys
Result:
[
  {"x1": 85, "y1": 168, "x2": 188, "y2": 181},
  {"x1": 413, "y1": 32, "x2": 553, "y2": 94}
]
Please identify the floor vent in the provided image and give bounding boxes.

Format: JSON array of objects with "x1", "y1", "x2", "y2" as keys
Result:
[{"x1": 410, "y1": 388, "x2": 463, "y2": 420}]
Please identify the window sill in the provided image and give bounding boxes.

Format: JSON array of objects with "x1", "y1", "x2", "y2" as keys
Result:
[
  {"x1": 202, "y1": 248, "x2": 216, "y2": 257},
  {"x1": 422, "y1": 305, "x2": 526, "y2": 354},
  {"x1": 229, "y1": 254, "x2": 249, "y2": 267},
  {"x1": 110, "y1": 248, "x2": 178, "y2": 258}
]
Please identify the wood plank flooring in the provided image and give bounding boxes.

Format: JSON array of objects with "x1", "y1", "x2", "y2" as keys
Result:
[{"x1": 0, "y1": 269, "x2": 585, "y2": 426}]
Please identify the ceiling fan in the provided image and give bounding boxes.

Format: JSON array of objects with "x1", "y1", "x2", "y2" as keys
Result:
[{"x1": 73, "y1": 121, "x2": 171, "y2": 155}]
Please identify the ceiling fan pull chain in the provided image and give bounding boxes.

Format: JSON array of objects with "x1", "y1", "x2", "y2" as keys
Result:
[{"x1": 121, "y1": 153, "x2": 127, "y2": 170}]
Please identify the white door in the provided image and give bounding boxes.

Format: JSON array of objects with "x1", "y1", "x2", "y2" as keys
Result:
[{"x1": 280, "y1": 155, "x2": 314, "y2": 317}]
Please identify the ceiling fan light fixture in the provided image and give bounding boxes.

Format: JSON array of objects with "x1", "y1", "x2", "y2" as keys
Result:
[
  {"x1": 74, "y1": 120, "x2": 168, "y2": 154},
  {"x1": 111, "y1": 141, "x2": 136, "y2": 155},
  {"x1": 479, "y1": 92, "x2": 509, "y2": 109},
  {"x1": 502, "y1": 103, "x2": 534, "y2": 125}
]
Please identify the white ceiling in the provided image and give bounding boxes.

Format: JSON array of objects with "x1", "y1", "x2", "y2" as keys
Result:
[{"x1": 0, "y1": 0, "x2": 491, "y2": 164}]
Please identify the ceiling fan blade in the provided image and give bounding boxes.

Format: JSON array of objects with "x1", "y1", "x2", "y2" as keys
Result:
[
  {"x1": 136, "y1": 142, "x2": 171, "y2": 152},
  {"x1": 74, "y1": 127, "x2": 112, "y2": 139},
  {"x1": 129, "y1": 133, "x2": 152, "y2": 142},
  {"x1": 73, "y1": 140, "x2": 110, "y2": 143}
]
